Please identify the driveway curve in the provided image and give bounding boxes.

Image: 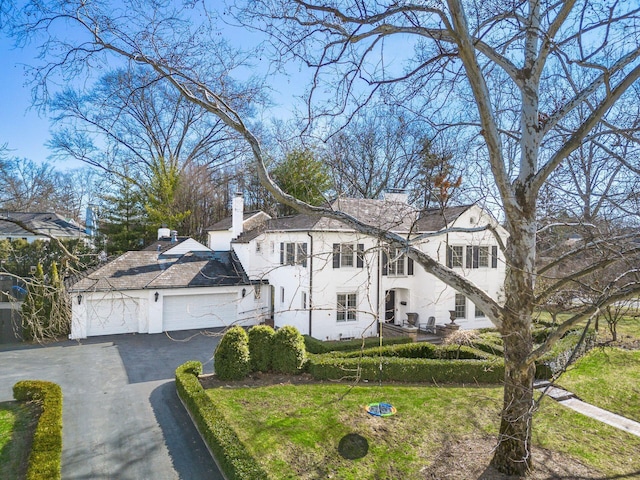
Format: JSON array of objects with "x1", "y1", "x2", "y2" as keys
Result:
[{"x1": 0, "y1": 329, "x2": 224, "y2": 479}]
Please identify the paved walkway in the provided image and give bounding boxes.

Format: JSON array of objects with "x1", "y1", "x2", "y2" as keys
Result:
[
  {"x1": 535, "y1": 381, "x2": 640, "y2": 437},
  {"x1": 0, "y1": 330, "x2": 224, "y2": 480}
]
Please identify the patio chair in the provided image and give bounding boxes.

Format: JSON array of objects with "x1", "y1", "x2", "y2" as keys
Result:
[{"x1": 418, "y1": 316, "x2": 436, "y2": 334}]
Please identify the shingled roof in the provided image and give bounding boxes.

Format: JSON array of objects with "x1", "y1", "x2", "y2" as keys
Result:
[
  {"x1": 0, "y1": 212, "x2": 86, "y2": 239},
  {"x1": 232, "y1": 199, "x2": 474, "y2": 243},
  {"x1": 69, "y1": 250, "x2": 251, "y2": 292}
]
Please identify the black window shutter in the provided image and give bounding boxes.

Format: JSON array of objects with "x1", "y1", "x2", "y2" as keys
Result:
[
  {"x1": 473, "y1": 246, "x2": 479, "y2": 269},
  {"x1": 300, "y1": 243, "x2": 308, "y2": 267},
  {"x1": 466, "y1": 246, "x2": 473, "y2": 269},
  {"x1": 446, "y1": 246, "x2": 452, "y2": 268},
  {"x1": 280, "y1": 242, "x2": 284, "y2": 265},
  {"x1": 382, "y1": 250, "x2": 388, "y2": 276},
  {"x1": 356, "y1": 244, "x2": 364, "y2": 268},
  {"x1": 286, "y1": 242, "x2": 295, "y2": 265},
  {"x1": 408, "y1": 257, "x2": 414, "y2": 275},
  {"x1": 491, "y1": 245, "x2": 498, "y2": 268},
  {"x1": 333, "y1": 243, "x2": 341, "y2": 268}
]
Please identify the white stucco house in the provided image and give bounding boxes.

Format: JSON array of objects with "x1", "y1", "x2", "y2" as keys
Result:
[
  {"x1": 208, "y1": 193, "x2": 507, "y2": 341},
  {"x1": 69, "y1": 193, "x2": 507, "y2": 340}
]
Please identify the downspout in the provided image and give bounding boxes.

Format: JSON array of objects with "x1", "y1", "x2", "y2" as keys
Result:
[
  {"x1": 307, "y1": 232, "x2": 313, "y2": 337},
  {"x1": 376, "y1": 239, "x2": 381, "y2": 336}
]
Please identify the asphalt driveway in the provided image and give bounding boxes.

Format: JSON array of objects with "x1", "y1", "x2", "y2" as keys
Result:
[{"x1": 0, "y1": 330, "x2": 224, "y2": 479}]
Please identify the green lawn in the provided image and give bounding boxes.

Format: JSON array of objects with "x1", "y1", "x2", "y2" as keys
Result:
[
  {"x1": 208, "y1": 383, "x2": 640, "y2": 479},
  {"x1": 0, "y1": 401, "x2": 37, "y2": 480},
  {"x1": 559, "y1": 348, "x2": 640, "y2": 423}
]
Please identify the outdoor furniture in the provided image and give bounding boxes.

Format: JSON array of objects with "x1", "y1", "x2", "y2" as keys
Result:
[{"x1": 418, "y1": 316, "x2": 436, "y2": 334}]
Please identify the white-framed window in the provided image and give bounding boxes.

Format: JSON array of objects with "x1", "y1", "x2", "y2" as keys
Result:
[
  {"x1": 280, "y1": 287, "x2": 285, "y2": 304},
  {"x1": 447, "y1": 245, "x2": 464, "y2": 268},
  {"x1": 333, "y1": 243, "x2": 364, "y2": 268},
  {"x1": 341, "y1": 243, "x2": 354, "y2": 267},
  {"x1": 256, "y1": 241, "x2": 262, "y2": 253},
  {"x1": 382, "y1": 247, "x2": 414, "y2": 276},
  {"x1": 254, "y1": 286, "x2": 261, "y2": 299},
  {"x1": 387, "y1": 247, "x2": 405, "y2": 275},
  {"x1": 454, "y1": 293, "x2": 466, "y2": 319},
  {"x1": 280, "y1": 242, "x2": 308, "y2": 267},
  {"x1": 336, "y1": 293, "x2": 357, "y2": 322},
  {"x1": 478, "y1": 246, "x2": 489, "y2": 268},
  {"x1": 466, "y1": 245, "x2": 497, "y2": 269},
  {"x1": 475, "y1": 304, "x2": 485, "y2": 317},
  {"x1": 301, "y1": 291, "x2": 307, "y2": 310}
]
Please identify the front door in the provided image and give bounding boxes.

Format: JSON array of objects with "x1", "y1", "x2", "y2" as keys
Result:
[{"x1": 385, "y1": 290, "x2": 395, "y2": 323}]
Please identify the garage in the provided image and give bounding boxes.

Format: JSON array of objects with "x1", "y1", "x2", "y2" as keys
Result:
[
  {"x1": 86, "y1": 297, "x2": 140, "y2": 336},
  {"x1": 162, "y1": 293, "x2": 237, "y2": 331}
]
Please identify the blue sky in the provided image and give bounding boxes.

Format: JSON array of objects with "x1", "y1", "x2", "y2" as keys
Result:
[
  {"x1": 0, "y1": 12, "x2": 308, "y2": 172},
  {"x1": 0, "y1": 32, "x2": 53, "y2": 165}
]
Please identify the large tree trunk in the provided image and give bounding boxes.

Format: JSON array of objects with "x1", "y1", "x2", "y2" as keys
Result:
[
  {"x1": 491, "y1": 216, "x2": 537, "y2": 475},
  {"x1": 491, "y1": 315, "x2": 536, "y2": 475}
]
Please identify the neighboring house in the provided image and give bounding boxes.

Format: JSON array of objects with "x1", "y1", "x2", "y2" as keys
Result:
[
  {"x1": 0, "y1": 212, "x2": 87, "y2": 243},
  {"x1": 208, "y1": 193, "x2": 507, "y2": 341},
  {"x1": 68, "y1": 233, "x2": 268, "y2": 339}
]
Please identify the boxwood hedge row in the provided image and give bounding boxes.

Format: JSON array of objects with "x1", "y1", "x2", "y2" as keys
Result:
[
  {"x1": 12, "y1": 380, "x2": 63, "y2": 480},
  {"x1": 307, "y1": 355, "x2": 505, "y2": 384},
  {"x1": 175, "y1": 361, "x2": 269, "y2": 480},
  {"x1": 330, "y1": 342, "x2": 493, "y2": 361},
  {"x1": 303, "y1": 335, "x2": 413, "y2": 354}
]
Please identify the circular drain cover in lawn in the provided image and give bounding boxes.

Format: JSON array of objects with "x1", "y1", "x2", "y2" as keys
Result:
[
  {"x1": 365, "y1": 402, "x2": 396, "y2": 417},
  {"x1": 338, "y1": 433, "x2": 369, "y2": 459}
]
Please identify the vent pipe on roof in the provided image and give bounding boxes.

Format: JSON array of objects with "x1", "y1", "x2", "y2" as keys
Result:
[
  {"x1": 232, "y1": 192, "x2": 244, "y2": 239},
  {"x1": 170, "y1": 230, "x2": 178, "y2": 243}
]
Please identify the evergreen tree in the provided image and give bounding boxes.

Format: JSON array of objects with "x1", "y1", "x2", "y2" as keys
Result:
[{"x1": 98, "y1": 176, "x2": 148, "y2": 254}]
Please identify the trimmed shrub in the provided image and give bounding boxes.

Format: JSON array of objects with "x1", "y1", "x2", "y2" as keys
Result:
[
  {"x1": 214, "y1": 326, "x2": 251, "y2": 380},
  {"x1": 248, "y1": 325, "x2": 275, "y2": 372},
  {"x1": 336, "y1": 342, "x2": 438, "y2": 359},
  {"x1": 175, "y1": 362, "x2": 269, "y2": 480},
  {"x1": 434, "y1": 344, "x2": 493, "y2": 360},
  {"x1": 13, "y1": 380, "x2": 63, "y2": 480},
  {"x1": 471, "y1": 338, "x2": 505, "y2": 356},
  {"x1": 303, "y1": 335, "x2": 413, "y2": 354},
  {"x1": 307, "y1": 355, "x2": 504, "y2": 384},
  {"x1": 272, "y1": 326, "x2": 306, "y2": 374}
]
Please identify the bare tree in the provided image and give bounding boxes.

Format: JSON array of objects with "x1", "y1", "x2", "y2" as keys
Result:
[
  {"x1": 7, "y1": 0, "x2": 640, "y2": 475},
  {"x1": 323, "y1": 107, "x2": 429, "y2": 199},
  {"x1": 48, "y1": 67, "x2": 258, "y2": 235}
]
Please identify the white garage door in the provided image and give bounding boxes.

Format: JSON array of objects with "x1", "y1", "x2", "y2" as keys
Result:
[
  {"x1": 162, "y1": 293, "x2": 237, "y2": 331},
  {"x1": 87, "y1": 297, "x2": 139, "y2": 336}
]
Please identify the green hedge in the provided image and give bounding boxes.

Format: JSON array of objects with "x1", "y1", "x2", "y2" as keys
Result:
[
  {"x1": 175, "y1": 361, "x2": 269, "y2": 480},
  {"x1": 12, "y1": 380, "x2": 63, "y2": 480},
  {"x1": 307, "y1": 355, "x2": 505, "y2": 384},
  {"x1": 331, "y1": 342, "x2": 492, "y2": 361},
  {"x1": 471, "y1": 338, "x2": 505, "y2": 356},
  {"x1": 248, "y1": 325, "x2": 275, "y2": 373},
  {"x1": 303, "y1": 335, "x2": 412, "y2": 354},
  {"x1": 271, "y1": 326, "x2": 306, "y2": 374},
  {"x1": 214, "y1": 326, "x2": 251, "y2": 380}
]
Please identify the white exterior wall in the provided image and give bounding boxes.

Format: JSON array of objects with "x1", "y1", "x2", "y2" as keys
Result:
[
  {"x1": 208, "y1": 230, "x2": 233, "y2": 251},
  {"x1": 70, "y1": 285, "x2": 264, "y2": 339},
  {"x1": 307, "y1": 231, "x2": 379, "y2": 340},
  {"x1": 218, "y1": 204, "x2": 507, "y2": 340}
]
